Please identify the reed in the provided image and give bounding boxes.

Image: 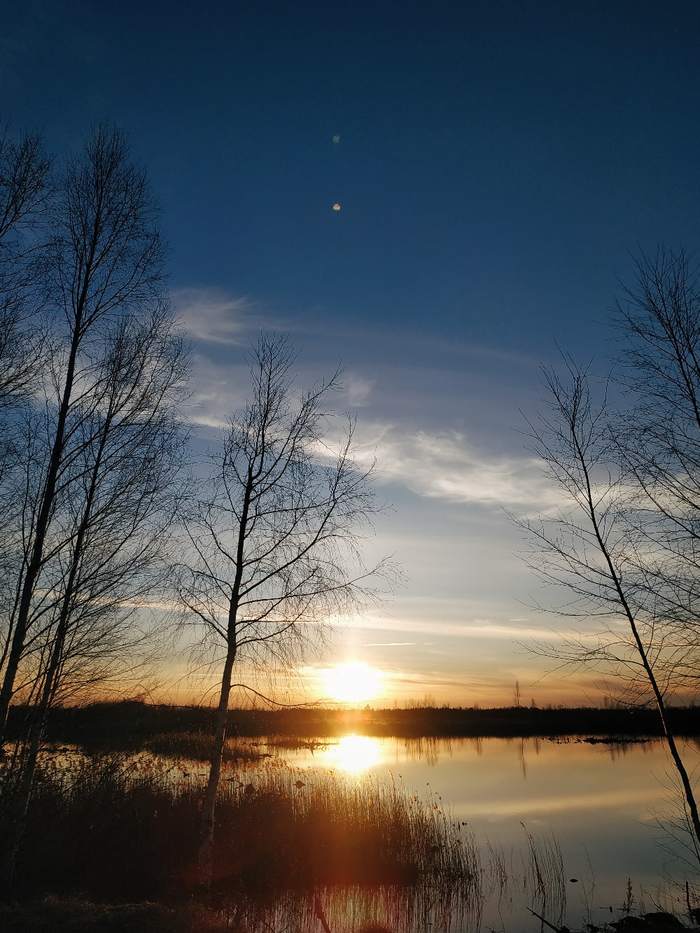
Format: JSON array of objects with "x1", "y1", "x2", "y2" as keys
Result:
[{"x1": 3, "y1": 754, "x2": 479, "y2": 903}]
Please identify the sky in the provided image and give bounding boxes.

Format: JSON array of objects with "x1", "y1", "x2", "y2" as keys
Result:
[{"x1": 4, "y1": 1, "x2": 700, "y2": 706}]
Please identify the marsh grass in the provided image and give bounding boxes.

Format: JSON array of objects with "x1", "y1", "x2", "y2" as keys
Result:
[
  {"x1": 4, "y1": 752, "x2": 682, "y2": 932},
  {"x1": 5, "y1": 754, "x2": 480, "y2": 904},
  {"x1": 520, "y1": 824, "x2": 567, "y2": 928}
]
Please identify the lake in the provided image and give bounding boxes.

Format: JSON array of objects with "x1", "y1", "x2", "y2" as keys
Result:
[
  {"x1": 230, "y1": 733, "x2": 700, "y2": 931},
  {"x1": 38, "y1": 730, "x2": 700, "y2": 931}
]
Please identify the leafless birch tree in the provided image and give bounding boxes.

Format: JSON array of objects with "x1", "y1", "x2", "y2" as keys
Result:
[
  {"x1": 0, "y1": 126, "x2": 165, "y2": 740},
  {"x1": 0, "y1": 128, "x2": 49, "y2": 411},
  {"x1": 0, "y1": 304, "x2": 187, "y2": 886},
  {"x1": 0, "y1": 126, "x2": 188, "y2": 887},
  {"x1": 613, "y1": 249, "x2": 700, "y2": 665},
  {"x1": 179, "y1": 335, "x2": 380, "y2": 885},
  {"x1": 520, "y1": 361, "x2": 700, "y2": 864}
]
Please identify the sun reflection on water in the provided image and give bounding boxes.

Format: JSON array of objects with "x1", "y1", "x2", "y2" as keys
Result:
[{"x1": 321, "y1": 734, "x2": 382, "y2": 775}]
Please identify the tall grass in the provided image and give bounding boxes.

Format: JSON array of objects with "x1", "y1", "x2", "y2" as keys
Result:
[
  {"x1": 3, "y1": 754, "x2": 480, "y2": 904},
  {"x1": 520, "y1": 824, "x2": 566, "y2": 928},
  {"x1": 5, "y1": 753, "x2": 677, "y2": 932}
]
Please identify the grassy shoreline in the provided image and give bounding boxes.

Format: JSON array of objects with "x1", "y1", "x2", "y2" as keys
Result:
[
  {"x1": 4, "y1": 755, "x2": 478, "y2": 903},
  {"x1": 3, "y1": 741, "x2": 697, "y2": 932}
]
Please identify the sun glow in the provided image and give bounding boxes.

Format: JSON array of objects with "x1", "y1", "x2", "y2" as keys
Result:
[{"x1": 319, "y1": 661, "x2": 384, "y2": 704}]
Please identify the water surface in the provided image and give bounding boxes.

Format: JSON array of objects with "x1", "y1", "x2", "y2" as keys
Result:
[
  {"x1": 254, "y1": 733, "x2": 700, "y2": 930},
  {"x1": 48, "y1": 732, "x2": 700, "y2": 930}
]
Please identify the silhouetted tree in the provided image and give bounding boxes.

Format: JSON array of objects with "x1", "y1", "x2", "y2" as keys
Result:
[
  {"x1": 613, "y1": 249, "x2": 700, "y2": 683},
  {"x1": 179, "y1": 334, "x2": 380, "y2": 885},
  {"x1": 0, "y1": 128, "x2": 49, "y2": 412},
  {"x1": 521, "y1": 361, "x2": 700, "y2": 863},
  {"x1": 1, "y1": 305, "x2": 187, "y2": 886},
  {"x1": 0, "y1": 126, "x2": 165, "y2": 740}
]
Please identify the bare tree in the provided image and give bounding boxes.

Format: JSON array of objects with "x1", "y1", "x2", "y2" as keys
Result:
[
  {"x1": 0, "y1": 126, "x2": 164, "y2": 740},
  {"x1": 520, "y1": 361, "x2": 700, "y2": 864},
  {"x1": 179, "y1": 335, "x2": 380, "y2": 884},
  {"x1": 0, "y1": 305, "x2": 187, "y2": 886},
  {"x1": 0, "y1": 128, "x2": 50, "y2": 531},
  {"x1": 612, "y1": 249, "x2": 700, "y2": 663},
  {"x1": 37, "y1": 307, "x2": 186, "y2": 703},
  {"x1": 0, "y1": 128, "x2": 49, "y2": 410}
]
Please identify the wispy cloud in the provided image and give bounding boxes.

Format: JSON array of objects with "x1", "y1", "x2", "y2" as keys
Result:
[
  {"x1": 344, "y1": 372, "x2": 374, "y2": 407},
  {"x1": 180, "y1": 353, "x2": 242, "y2": 429},
  {"x1": 361, "y1": 641, "x2": 417, "y2": 647},
  {"x1": 343, "y1": 423, "x2": 561, "y2": 511},
  {"x1": 172, "y1": 288, "x2": 255, "y2": 345},
  {"x1": 324, "y1": 609, "x2": 596, "y2": 643}
]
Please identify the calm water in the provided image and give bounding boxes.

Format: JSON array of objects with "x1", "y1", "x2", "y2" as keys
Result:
[
  {"x1": 48, "y1": 733, "x2": 700, "y2": 930},
  {"x1": 248, "y1": 733, "x2": 700, "y2": 931}
]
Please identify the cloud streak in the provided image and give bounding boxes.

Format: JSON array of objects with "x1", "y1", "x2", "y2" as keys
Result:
[
  {"x1": 172, "y1": 288, "x2": 255, "y2": 345},
  {"x1": 325, "y1": 609, "x2": 596, "y2": 643},
  {"x1": 344, "y1": 423, "x2": 561, "y2": 511}
]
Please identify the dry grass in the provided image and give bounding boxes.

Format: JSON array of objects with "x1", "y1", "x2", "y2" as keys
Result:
[{"x1": 5, "y1": 754, "x2": 479, "y2": 904}]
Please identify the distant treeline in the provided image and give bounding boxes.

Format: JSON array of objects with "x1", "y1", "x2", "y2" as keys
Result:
[{"x1": 8, "y1": 700, "x2": 700, "y2": 746}]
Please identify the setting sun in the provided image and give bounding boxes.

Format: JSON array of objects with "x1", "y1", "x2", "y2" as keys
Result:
[{"x1": 319, "y1": 661, "x2": 384, "y2": 704}]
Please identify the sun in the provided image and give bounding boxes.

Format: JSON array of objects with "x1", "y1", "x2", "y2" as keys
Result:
[{"x1": 319, "y1": 661, "x2": 383, "y2": 704}]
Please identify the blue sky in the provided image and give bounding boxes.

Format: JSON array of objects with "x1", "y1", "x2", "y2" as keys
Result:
[{"x1": 5, "y1": 1, "x2": 700, "y2": 703}]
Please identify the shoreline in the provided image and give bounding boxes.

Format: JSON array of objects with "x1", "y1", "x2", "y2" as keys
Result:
[{"x1": 7, "y1": 700, "x2": 700, "y2": 745}]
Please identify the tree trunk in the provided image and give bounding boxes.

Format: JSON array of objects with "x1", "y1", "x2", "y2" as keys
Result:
[
  {"x1": 0, "y1": 692, "x2": 50, "y2": 890},
  {"x1": 631, "y1": 620, "x2": 700, "y2": 854},
  {"x1": 0, "y1": 166, "x2": 104, "y2": 740},
  {"x1": 198, "y1": 646, "x2": 236, "y2": 887},
  {"x1": 576, "y1": 434, "x2": 700, "y2": 859},
  {"x1": 0, "y1": 618, "x2": 63, "y2": 891},
  {"x1": 0, "y1": 310, "x2": 83, "y2": 740},
  {"x1": 197, "y1": 463, "x2": 252, "y2": 888},
  {"x1": 0, "y1": 402, "x2": 110, "y2": 888}
]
